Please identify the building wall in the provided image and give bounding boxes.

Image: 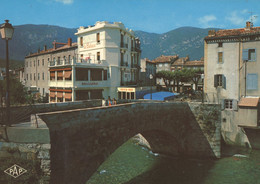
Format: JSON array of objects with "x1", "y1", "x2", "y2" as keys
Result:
[
  {"x1": 204, "y1": 37, "x2": 260, "y2": 147},
  {"x1": 24, "y1": 53, "x2": 50, "y2": 96},
  {"x1": 205, "y1": 42, "x2": 240, "y2": 103},
  {"x1": 24, "y1": 47, "x2": 77, "y2": 97},
  {"x1": 240, "y1": 41, "x2": 260, "y2": 97}
]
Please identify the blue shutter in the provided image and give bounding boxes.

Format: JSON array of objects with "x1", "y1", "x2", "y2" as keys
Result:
[
  {"x1": 243, "y1": 49, "x2": 249, "y2": 61},
  {"x1": 247, "y1": 73, "x2": 258, "y2": 90}
]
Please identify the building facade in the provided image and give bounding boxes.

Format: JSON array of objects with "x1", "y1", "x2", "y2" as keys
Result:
[
  {"x1": 24, "y1": 38, "x2": 77, "y2": 99},
  {"x1": 71, "y1": 21, "x2": 141, "y2": 101},
  {"x1": 140, "y1": 58, "x2": 156, "y2": 86},
  {"x1": 204, "y1": 22, "x2": 260, "y2": 147}
]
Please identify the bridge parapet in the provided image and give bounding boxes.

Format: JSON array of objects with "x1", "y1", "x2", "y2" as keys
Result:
[{"x1": 37, "y1": 101, "x2": 221, "y2": 184}]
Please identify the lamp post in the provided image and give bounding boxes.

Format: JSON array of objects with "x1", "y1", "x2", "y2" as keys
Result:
[
  {"x1": 0, "y1": 20, "x2": 14, "y2": 126},
  {"x1": 149, "y1": 74, "x2": 153, "y2": 100},
  {"x1": 201, "y1": 74, "x2": 204, "y2": 103}
]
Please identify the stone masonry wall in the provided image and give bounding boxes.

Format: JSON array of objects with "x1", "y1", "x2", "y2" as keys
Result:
[
  {"x1": 39, "y1": 101, "x2": 221, "y2": 184},
  {"x1": 0, "y1": 142, "x2": 51, "y2": 184}
]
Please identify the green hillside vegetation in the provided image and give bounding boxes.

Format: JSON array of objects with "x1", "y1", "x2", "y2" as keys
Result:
[{"x1": 0, "y1": 58, "x2": 24, "y2": 69}]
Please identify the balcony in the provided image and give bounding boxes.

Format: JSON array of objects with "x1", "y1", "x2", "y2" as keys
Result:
[
  {"x1": 49, "y1": 59, "x2": 106, "y2": 67},
  {"x1": 75, "y1": 80, "x2": 110, "y2": 88},
  {"x1": 121, "y1": 81, "x2": 137, "y2": 86},
  {"x1": 121, "y1": 61, "x2": 128, "y2": 67},
  {"x1": 120, "y1": 42, "x2": 128, "y2": 49}
]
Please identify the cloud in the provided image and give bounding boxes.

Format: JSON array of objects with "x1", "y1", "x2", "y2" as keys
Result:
[
  {"x1": 55, "y1": 0, "x2": 74, "y2": 4},
  {"x1": 198, "y1": 15, "x2": 217, "y2": 28},
  {"x1": 226, "y1": 11, "x2": 245, "y2": 26}
]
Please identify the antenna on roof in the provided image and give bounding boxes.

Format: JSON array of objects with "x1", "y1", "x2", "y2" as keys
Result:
[{"x1": 249, "y1": 11, "x2": 258, "y2": 26}]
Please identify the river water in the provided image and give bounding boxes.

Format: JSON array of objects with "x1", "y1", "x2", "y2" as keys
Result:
[{"x1": 86, "y1": 139, "x2": 260, "y2": 184}]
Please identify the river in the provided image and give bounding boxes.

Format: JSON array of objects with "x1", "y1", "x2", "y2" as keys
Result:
[{"x1": 86, "y1": 138, "x2": 260, "y2": 184}]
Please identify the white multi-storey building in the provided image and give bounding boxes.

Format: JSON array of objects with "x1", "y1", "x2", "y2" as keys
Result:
[{"x1": 49, "y1": 21, "x2": 141, "y2": 102}]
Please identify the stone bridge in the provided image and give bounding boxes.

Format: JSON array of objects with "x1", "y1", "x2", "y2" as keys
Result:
[{"x1": 38, "y1": 101, "x2": 221, "y2": 184}]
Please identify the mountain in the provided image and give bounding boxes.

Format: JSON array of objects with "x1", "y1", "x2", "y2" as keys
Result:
[
  {"x1": 0, "y1": 24, "x2": 77, "y2": 62},
  {"x1": 135, "y1": 27, "x2": 217, "y2": 60},
  {"x1": 0, "y1": 24, "x2": 217, "y2": 64}
]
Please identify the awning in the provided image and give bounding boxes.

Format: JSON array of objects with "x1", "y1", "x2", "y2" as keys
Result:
[
  {"x1": 50, "y1": 72, "x2": 55, "y2": 77},
  {"x1": 57, "y1": 92, "x2": 63, "y2": 98},
  {"x1": 57, "y1": 71, "x2": 63, "y2": 77},
  {"x1": 64, "y1": 71, "x2": 72, "y2": 79},
  {"x1": 65, "y1": 93, "x2": 72, "y2": 99},
  {"x1": 50, "y1": 92, "x2": 56, "y2": 98},
  {"x1": 238, "y1": 97, "x2": 259, "y2": 107}
]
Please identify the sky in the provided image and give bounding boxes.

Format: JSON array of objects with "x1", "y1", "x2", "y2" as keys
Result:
[{"x1": 0, "y1": 0, "x2": 259, "y2": 34}]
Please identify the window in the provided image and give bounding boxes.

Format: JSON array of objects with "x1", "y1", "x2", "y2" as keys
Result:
[
  {"x1": 249, "y1": 49, "x2": 256, "y2": 61},
  {"x1": 34, "y1": 73, "x2": 36, "y2": 80},
  {"x1": 243, "y1": 48, "x2": 256, "y2": 61},
  {"x1": 97, "y1": 52, "x2": 100, "y2": 61},
  {"x1": 222, "y1": 99, "x2": 238, "y2": 111},
  {"x1": 27, "y1": 74, "x2": 28, "y2": 80},
  {"x1": 30, "y1": 61, "x2": 32, "y2": 67},
  {"x1": 97, "y1": 33, "x2": 100, "y2": 43},
  {"x1": 103, "y1": 70, "x2": 107, "y2": 80},
  {"x1": 225, "y1": 99, "x2": 232, "y2": 109},
  {"x1": 42, "y1": 72, "x2": 45, "y2": 80},
  {"x1": 30, "y1": 74, "x2": 32, "y2": 80},
  {"x1": 218, "y1": 42, "x2": 223, "y2": 47},
  {"x1": 38, "y1": 73, "x2": 40, "y2": 80},
  {"x1": 42, "y1": 59, "x2": 44, "y2": 66},
  {"x1": 218, "y1": 52, "x2": 223, "y2": 63},
  {"x1": 43, "y1": 88, "x2": 45, "y2": 96},
  {"x1": 38, "y1": 60, "x2": 40, "y2": 66},
  {"x1": 80, "y1": 37, "x2": 83, "y2": 47},
  {"x1": 214, "y1": 74, "x2": 226, "y2": 88},
  {"x1": 34, "y1": 60, "x2": 35, "y2": 67},
  {"x1": 247, "y1": 73, "x2": 258, "y2": 90}
]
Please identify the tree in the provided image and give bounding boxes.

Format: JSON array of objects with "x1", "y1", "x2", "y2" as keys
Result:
[
  {"x1": 188, "y1": 68, "x2": 203, "y2": 91},
  {"x1": 0, "y1": 75, "x2": 29, "y2": 106},
  {"x1": 156, "y1": 71, "x2": 174, "y2": 88}
]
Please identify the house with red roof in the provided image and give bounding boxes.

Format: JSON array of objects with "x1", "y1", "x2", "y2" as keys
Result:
[{"x1": 204, "y1": 21, "x2": 260, "y2": 148}]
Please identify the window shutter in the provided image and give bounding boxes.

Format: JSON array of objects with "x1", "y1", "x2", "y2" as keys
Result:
[
  {"x1": 232, "y1": 100, "x2": 238, "y2": 111},
  {"x1": 222, "y1": 75, "x2": 226, "y2": 89},
  {"x1": 242, "y1": 49, "x2": 249, "y2": 61},
  {"x1": 221, "y1": 99, "x2": 225, "y2": 110},
  {"x1": 247, "y1": 73, "x2": 258, "y2": 90},
  {"x1": 214, "y1": 75, "x2": 217, "y2": 87}
]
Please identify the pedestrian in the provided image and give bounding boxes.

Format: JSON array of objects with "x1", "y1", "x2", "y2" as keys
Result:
[
  {"x1": 112, "y1": 98, "x2": 117, "y2": 105},
  {"x1": 108, "y1": 96, "x2": 112, "y2": 106}
]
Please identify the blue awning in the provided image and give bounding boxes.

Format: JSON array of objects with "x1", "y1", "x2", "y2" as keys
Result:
[{"x1": 143, "y1": 91, "x2": 176, "y2": 101}]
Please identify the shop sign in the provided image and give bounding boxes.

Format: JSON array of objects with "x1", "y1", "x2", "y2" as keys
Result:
[
  {"x1": 84, "y1": 43, "x2": 96, "y2": 49},
  {"x1": 118, "y1": 88, "x2": 135, "y2": 92}
]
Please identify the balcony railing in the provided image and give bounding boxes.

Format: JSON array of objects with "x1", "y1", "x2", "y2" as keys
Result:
[
  {"x1": 49, "y1": 59, "x2": 105, "y2": 66},
  {"x1": 121, "y1": 61, "x2": 128, "y2": 67},
  {"x1": 120, "y1": 42, "x2": 128, "y2": 49},
  {"x1": 121, "y1": 81, "x2": 137, "y2": 86}
]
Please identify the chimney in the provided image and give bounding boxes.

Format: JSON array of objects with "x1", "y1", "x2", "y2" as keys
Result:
[
  {"x1": 246, "y1": 21, "x2": 253, "y2": 29},
  {"x1": 44, "y1": 45, "x2": 47, "y2": 51},
  {"x1": 68, "y1": 38, "x2": 72, "y2": 46},
  {"x1": 53, "y1": 40, "x2": 57, "y2": 50},
  {"x1": 208, "y1": 30, "x2": 216, "y2": 37}
]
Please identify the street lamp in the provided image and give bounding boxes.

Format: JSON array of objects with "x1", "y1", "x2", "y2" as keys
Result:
[
  {"x1": 149, "y1": 74, "x2": 153, "y2": 100},
  {"x1": 0, "y1": 20, "x2": 14, "y2": 125},
  {"x1": 201, "y1": 74, "x2": 204, "y2": 103}
]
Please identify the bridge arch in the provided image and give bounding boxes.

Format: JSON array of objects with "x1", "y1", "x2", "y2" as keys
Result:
[{"x1": 39, "y1": 102, "x2": 220, "y2": 184}]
